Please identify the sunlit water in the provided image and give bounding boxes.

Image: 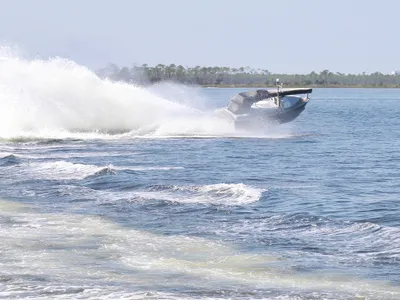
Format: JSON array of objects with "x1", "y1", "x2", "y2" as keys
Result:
[{"x1": 1, "y1": 48, "x2": 400, "y2": 299}]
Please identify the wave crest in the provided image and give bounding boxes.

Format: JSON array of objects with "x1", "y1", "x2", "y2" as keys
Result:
[{"x1": 137, "y1": 183, "x2": 266, "y2": 205}]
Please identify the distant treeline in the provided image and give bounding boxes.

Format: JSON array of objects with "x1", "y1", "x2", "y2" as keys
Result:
[{"x1": 97, "y1": 64, "x2": 400, "y2": 88}]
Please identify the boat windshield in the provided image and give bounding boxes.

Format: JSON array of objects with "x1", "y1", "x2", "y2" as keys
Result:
[{"x1": 281, "y1": 97, "x2": 300, "y2": 108}]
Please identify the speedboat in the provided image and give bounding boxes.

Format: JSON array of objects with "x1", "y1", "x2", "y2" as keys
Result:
[{"x1": 215, "y1": 81, "x2": 312, "y2": 130}]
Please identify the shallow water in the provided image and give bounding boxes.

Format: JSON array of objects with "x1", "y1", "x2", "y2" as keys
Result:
[{"x1": 1, "y1": 53, "x2": 400, "y2": 299}]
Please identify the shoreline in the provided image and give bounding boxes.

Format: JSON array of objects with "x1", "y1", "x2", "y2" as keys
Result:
[{"x1": 201, "y1": 84, "x2": 400, "y2": 89}]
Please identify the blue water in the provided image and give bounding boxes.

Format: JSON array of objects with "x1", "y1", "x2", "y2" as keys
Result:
[{"x1": 1, "y1": 87, "x2": 400, "y2": 300}]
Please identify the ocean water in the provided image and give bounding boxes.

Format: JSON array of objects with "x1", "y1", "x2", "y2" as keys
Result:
[{"x1": 1, "y1": 51, "x2": 400, "y2": 299}]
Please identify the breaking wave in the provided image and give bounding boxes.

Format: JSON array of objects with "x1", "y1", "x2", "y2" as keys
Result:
[
  {"x1": 135, "y1": 183, "x2": 266, "y2": 205},
  {"x1": 0, "y1": 154, "x2": 20, "y2": 167},
  {"x1": 4, "y1": 160, "x2": 183, "y2": 181}
]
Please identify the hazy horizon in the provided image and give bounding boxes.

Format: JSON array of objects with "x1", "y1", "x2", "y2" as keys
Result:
[{"x1": 1, "y1": 0, "x2": 398, "y2": 74}]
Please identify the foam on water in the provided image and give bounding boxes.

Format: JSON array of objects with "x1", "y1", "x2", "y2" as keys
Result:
[
  {"x1": 1, "y1": 158, "x2": 184, "y2": 181},
  {"x1": 25, "y1": 161, "x2": 110, "y2": 180},
  {"x1": 1, "y1": 199, "x2": 399, "y2": 300},
  {"x1": 135, "y1": 183, "x2": 265, "y2": 205},
  {"x1": 49, "y1": 182, "x2": 264, "y2": 206}
]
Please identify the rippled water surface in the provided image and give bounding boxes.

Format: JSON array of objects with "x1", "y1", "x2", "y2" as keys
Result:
[{"x1": 1, "y1": 86, "x2": 400, "y2": 300}]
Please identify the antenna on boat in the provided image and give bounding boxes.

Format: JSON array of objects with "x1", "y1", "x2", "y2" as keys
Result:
[
  {"x1": 276, "y1": 78, "x2": 280, "y2": 89},
  {"x1": 276, "y1": 78, "x2": 282, "y2": 107}
]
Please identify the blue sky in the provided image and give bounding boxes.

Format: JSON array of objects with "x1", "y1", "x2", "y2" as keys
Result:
[{"x1": 0, "y1": 0, "x2": 398, "y2": 74}]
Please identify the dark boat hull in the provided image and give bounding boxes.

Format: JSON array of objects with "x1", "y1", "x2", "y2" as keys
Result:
[
  {"x1": 274, "y1": 100, "x2": 307, "y2": 124},
  {"x1": 217, "y1": 97, "x2": 308, "y2": 131}
]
